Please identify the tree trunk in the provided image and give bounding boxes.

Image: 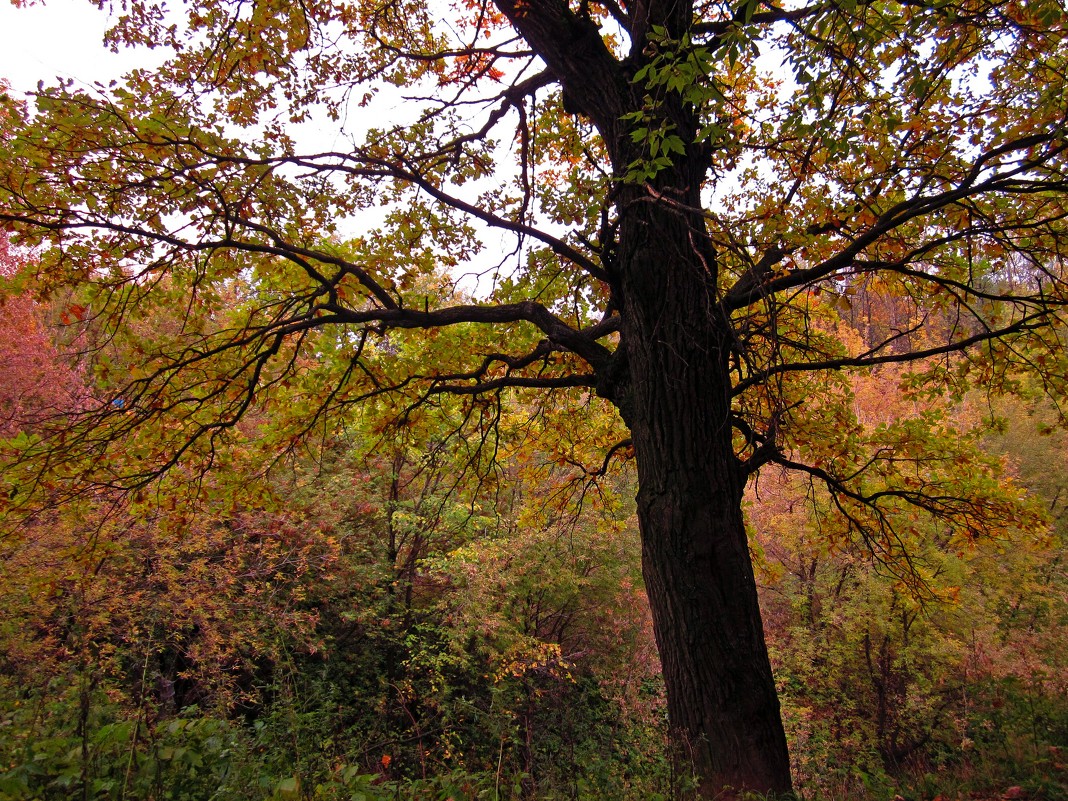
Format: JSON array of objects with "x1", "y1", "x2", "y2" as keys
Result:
[
  {"x1": 635, "y1": 446, "x2": 792, "y2": 798},
  {"x1": 613, "y1": 193, "x2": 794, "y2": 798},
  {"x1": 487, "y1": 3, "x2": 793, "y2": 792}
]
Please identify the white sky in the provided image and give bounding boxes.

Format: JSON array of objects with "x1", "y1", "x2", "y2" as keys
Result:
[
  {"x1": 0, "y1": 0, "x2": 522, "y2": 296},
  {"x1": 0, "y1": 1, "x2": 148, "y2": 97}
]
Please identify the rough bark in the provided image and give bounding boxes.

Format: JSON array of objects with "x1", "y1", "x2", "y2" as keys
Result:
[
  {"x1": 610, "y1": 186, "x2": 794, "y2": 796},
  {"x1": 491, "y1": 0, "x2": 795, "y2": 794}
]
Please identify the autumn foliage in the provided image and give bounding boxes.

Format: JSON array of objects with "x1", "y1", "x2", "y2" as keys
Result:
[
  {"x1": 1, "y1": 0, "x2": 1068, "y2": 797},
  {"x1": 0, "y1": 237, "x2": 1064, "y2": 798},
  {"x1": 0, "y1": 235, "x2": 86, "y2": 440}
]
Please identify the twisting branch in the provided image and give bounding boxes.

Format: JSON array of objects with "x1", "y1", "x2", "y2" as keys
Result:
[
  {"x1": 722, "y1": 132, "x2": 1068, "y2": 311},
  {"x1": 731, "y1": 310, "x2": 1056, "y2": 396}
]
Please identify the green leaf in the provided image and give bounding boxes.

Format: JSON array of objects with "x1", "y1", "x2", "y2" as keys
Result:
[{"x1": 274, "y1": 776, "x2": 301, "y2": 799}]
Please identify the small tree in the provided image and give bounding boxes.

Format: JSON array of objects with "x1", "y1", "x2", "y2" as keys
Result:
[{"x1": 2, "y1": 1, "x2": 1067, "y2": 795}]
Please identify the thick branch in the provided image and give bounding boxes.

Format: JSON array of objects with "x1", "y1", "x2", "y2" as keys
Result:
[
  {"x1": 492, "y1": 0, "x2": 627, "y2": 154},
  {"x1": 321, "y1": 300, "x2": 616, "y2": 372}
]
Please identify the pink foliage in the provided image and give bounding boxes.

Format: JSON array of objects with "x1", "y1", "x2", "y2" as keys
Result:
[{"x1": 0, "y1": 233, "x2": 86, "y2": 439}]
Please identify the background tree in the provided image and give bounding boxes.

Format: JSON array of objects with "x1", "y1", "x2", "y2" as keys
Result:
[
  {"x1": 1, "y1": 0, "x2": 1067, "y2": 796},
  {"x1": 0, "y1": 232, "x2": 86, "y2": 439},
  {"x1": 749, "y1": 362, "x2": 1067, "y2": 798}
]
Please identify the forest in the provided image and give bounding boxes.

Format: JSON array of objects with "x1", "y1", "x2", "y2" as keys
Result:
[{"x1": 0, "y1": 0, "x2": 1067, "y2": 799}]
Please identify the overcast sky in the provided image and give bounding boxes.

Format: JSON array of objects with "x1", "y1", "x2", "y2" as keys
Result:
[{"x1": 0, "y1": 1, "x2": 148, "y2": 97}]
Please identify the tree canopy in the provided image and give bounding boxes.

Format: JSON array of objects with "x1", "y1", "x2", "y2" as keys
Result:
[{"x1": 1, "y1": 0, "x2": 1067, "y2": 796}]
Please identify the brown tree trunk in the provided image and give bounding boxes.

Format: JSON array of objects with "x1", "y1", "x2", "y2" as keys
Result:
[
  {"x1": 488, "y1": 2, "x2": 794, "y2": 793},
  {"x1": 613, "y1": 193, "x2": 794, "y2": 797},
  {"x1": 635, "y1": 444, "x2": 793, "y2": 798}
]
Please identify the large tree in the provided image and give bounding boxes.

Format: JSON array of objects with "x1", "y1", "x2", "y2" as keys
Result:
[{"x1": 1, "y1": 0, "x2": 1067, "y2": 795}]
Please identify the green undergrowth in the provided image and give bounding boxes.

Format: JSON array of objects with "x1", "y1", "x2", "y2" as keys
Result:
[{"x1": 0, "y1": 672, "x2": 1063, "y2": 801}]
